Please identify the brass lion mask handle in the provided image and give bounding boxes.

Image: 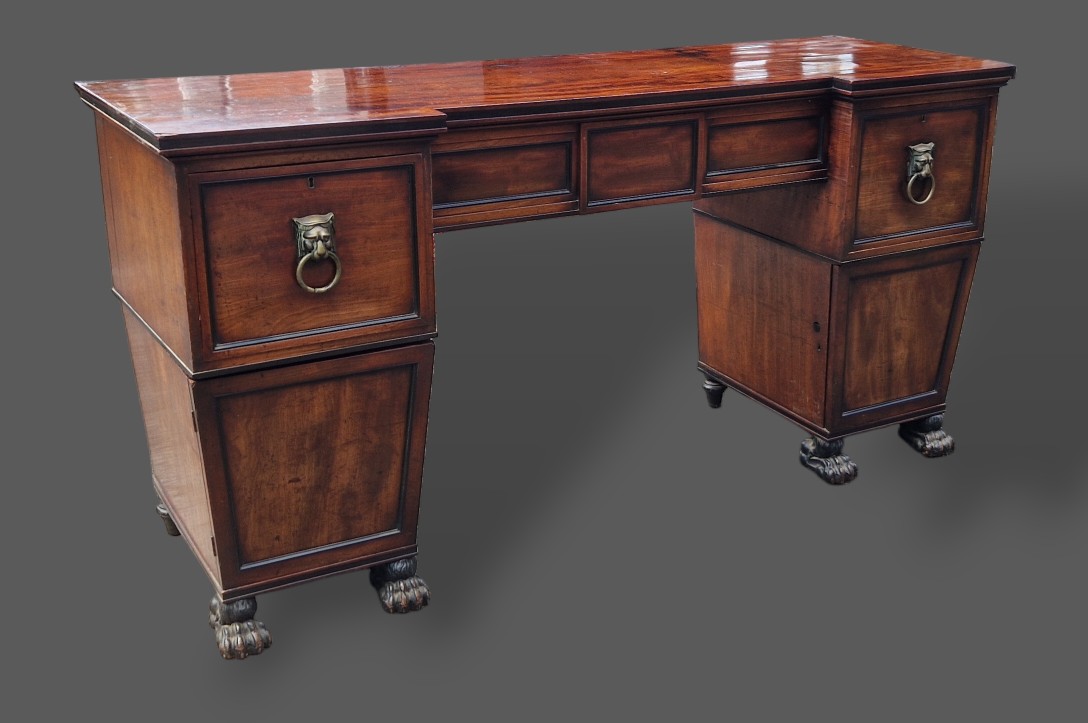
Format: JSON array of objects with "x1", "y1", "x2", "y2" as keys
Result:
[
  {"x1": 293, "y1": 213, "x2": 342, "y2": 294},
  {"x1": 905, "y1": 142, "x2": 936, "y2": 205}
]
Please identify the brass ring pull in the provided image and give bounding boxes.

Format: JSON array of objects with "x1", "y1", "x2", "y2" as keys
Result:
[
  {"x1": 293, "y1": 212, "x2": 341, "y2": 293},
  {"x1": 295, "y1": 249, "x2": 342, "y2": 293},
  {"x1": 905, "y1": 142, "x2": 936, "y2": 206},
  {"x1": 906, "y1": 170, "x2": 936, "y2": 205}
]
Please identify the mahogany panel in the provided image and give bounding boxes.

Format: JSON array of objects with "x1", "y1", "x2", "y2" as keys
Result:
[
  {"x1": 584, "y1": 116, "x2": 699, "y2": 208},
  {"x1": 433, "y1": 142, "x2": 573, "y2": 208},
  {"x1": 76, "y1": 37, "x2": 1013, "y2": 154},
  {"x1": 843, "y1": 263, "x2": 960, "y2": 409},
  {"x1": 695, "y1": 214, "x2": 831, "y2": 426},
  {"x1": 854, "y1": 101, "x2": 988, "y2": 243},
  {"x1": 707, "y1": 116, "x2": 822, "y2": 175},
  {"x1": 219, "y1": 368, "x2": 411, "y2": 566},
  {"x1": 827, "y1": 242, "x2": 980, "y2": 431},
  {"x1": 97, "y1": 115, "x2": 195, "y2": 368},
  {"x1": 123, "y1": 307, "x2": 219, "y2": 585},
  {"x1": 194, "y1": 342, "x2": 434, "y2": 593},
  {"x1": 189, "y1": 153, "x2": 436, "y2": 371}
]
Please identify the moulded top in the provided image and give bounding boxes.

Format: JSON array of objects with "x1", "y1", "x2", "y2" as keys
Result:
[{"x1": 75, "y1": 36, "x2": 1015, "y2": 155}]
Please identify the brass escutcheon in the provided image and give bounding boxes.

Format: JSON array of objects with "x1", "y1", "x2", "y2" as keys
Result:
[
  {"x1": 905, "y1": 142, "x2": 936, "y2": 205},
  {"x1": 293, "y1": 213, "x2": 341, "y2": 293}
]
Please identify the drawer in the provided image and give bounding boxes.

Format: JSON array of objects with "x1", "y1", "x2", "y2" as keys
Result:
[
  {"x1": 703, "y1": 99, "x2": 828, "y2": 192},
  {"x1": 432, "y1": 124, "x2": 578, "y2": 230},
  {"x1": 193, "y1": 342, "x2": 434, "y2": 593},
  {"x1": 582, "y1": 114, "x2": 700, "y2": 209},
  {"x1": 853, "y1": 99, "x2": 994, "y2": 247},
  {"x1": 188, "y1": 153, "x2": 435, "y2": 371}
]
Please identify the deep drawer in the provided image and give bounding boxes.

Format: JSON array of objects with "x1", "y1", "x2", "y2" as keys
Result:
[
  {"x1": 853, "y1": 99, "x2": 994, "y2": 248},
  {"x1": 188, "y1": 154, "x2": 435, "y2": 371}
]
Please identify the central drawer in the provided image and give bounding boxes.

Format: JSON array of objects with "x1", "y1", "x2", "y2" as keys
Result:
[{"x1": 187, "y1": 153, "x2": 436, "y2": 372}]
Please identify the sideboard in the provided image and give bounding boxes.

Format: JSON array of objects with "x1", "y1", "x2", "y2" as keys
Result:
[{"x1": 76, "y1": 36, "x2": 1015, "y2": 658}]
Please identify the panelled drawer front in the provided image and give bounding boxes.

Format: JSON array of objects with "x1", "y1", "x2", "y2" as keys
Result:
[
  {"x1": 703, "y1": 99, "x2": 828, "y2": 192},
  {"x1": 194, "y1": 342, "x2": 434, "y2": 591},
  {"x1": 854, "y1": 100, "x2": 991, "y2": 246},
  {"x1": 583, "y1": 115, "x2": 699, "y2": 208},
  {"x1": 190, "y1": 154, "x2": 435, "y2": 370},
  {"x1": 431, "y1": 125, "x2": 577, "y2": 230},
  {"x1": 707, "y1": 117, "x2": 822, "y2": 174},
  {"x1": 434, "y1": 142, "x2": 572, "y2": 207}
]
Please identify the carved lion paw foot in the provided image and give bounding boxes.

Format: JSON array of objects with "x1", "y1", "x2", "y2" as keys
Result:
[
  {"x1": 214, "y1": 620, "x2": 273, "y2": 660},
  {"x1": 369, "y1": 558, "x2": 430, "y2": 614},
  {"x1": 898, "y1": 414, "x2": 955, "y2": 457},
  {"x1": 376, "y1": 576, "x2": 431, "y2": 613},
  {"x1": 209, "y1": 596, "x2": 271, "y2": 660},
  {"x1": 800, "y1": 436, "x2": 858, "y2": 485}
]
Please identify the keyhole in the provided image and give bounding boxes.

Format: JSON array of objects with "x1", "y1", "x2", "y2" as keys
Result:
[
  {"x1": 812, "y1": 321, "x2": 821, "y2": 332},
  {"x1": 921, "y1": 114, "x2": 927, "y2": 124},
  {"x1": 307, "y1": 177, "x2": 315, "y2": 189}
]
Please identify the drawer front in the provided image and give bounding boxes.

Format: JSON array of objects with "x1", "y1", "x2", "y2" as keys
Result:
[
  {"x1": 194, "y1": 342, "x2": 434, "y2": 592},
  {"x1": 432, "y1": 125, "x2": 578, "y2": 229},
  {"x1": 854, "y1": 100, "x2": 992, "y2": 246},
  {"x1": 190, "y1": 154, "x2": 435, "y2": 370},
  {"x1": 703, "y1": 99, "x2": 828, "y2": 193},
  {"x1": 708, "y1": 117, "x2": 821, "y2": 173},
  {"x1": 583, "y1": 115, "x2": 699, "y2": 209}
]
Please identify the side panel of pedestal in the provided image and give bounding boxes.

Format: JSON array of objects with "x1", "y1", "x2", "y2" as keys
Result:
[
  {"x1": 98, "y1": 115, "x2": 197, "y2": 370},
  {"x1": 694, "y1": 214, "x2": 832, "y2": 434},
  {"x1": 123, "y1": 307, "x2": 221, "y2": 585},
  {"x1": 192, "y1": 342, "x2": 435, "y2": 600}
]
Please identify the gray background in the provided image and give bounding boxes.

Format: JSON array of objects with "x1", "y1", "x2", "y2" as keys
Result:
[{"x1": 6, "y1": 0, "x2": 1084, "y2": 719}]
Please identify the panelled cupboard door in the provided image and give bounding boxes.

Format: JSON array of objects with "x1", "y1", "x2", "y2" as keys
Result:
[
  {"x1": 827, "y1": 243, "x2": 980, "y2": 433},
  {"x1": 192, "y1": 342, "x2": 434, "y2": 596}
]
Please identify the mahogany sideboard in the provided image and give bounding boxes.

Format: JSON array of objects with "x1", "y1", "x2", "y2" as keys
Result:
[{"x1": 75, "y1": 36, "x2": 1015, "y2": 659}]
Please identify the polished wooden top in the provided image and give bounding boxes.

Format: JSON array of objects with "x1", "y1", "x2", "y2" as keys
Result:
[{"x1": 76, "y1": 36, "x2": 1014, "y2": 154}]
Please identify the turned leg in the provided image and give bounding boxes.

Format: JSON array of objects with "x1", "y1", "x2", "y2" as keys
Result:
[
  {"x1": 703, "y1": 375, "x2": 727, "y2": 408},
  {"x1": 800, "y1": 436, "x2": 858, "y2": 485},
  {"x1": 156, "y1": 500, "x2": 180, "y2": 537},
  {"x1": 369, "y1": 557, "x2": 430, "y2": 614},
  {"x1": 898, "y1": 413, "x2": 955, "y2": 457},
  {"x1": 209, "y1": 596, "x2": 272, "y2": 660}
]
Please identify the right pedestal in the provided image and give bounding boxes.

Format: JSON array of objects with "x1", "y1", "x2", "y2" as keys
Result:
[
  {"x1": 692, "y1": 87, "x2": 1001, "y2": 481},
  {"x1": 694, "y1": 214, "x2": 978, "y2": 479}
]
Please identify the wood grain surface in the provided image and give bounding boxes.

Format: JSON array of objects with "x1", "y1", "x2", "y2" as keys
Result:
[{"x1": 75, "y1": 37, "x2": 1014, "y2": 153}]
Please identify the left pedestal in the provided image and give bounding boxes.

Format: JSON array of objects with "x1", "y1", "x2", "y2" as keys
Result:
[
  {"x1": 130, "y1": 310, "x2": 435, "y2": 656},
  {"x1": 92, "y1": 110, "x2": 441, "y2": 658}
]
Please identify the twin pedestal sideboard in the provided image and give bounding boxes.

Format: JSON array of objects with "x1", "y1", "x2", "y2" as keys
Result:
[{"x1": 76, "y1": 37, "x2": 1014, "y2": 659}]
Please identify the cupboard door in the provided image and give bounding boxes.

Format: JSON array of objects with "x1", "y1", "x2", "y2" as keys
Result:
[
  {"x1": 828, "y1": 243, "x2": 979, "y2": 433},
  {"x1": 193, "y1": 342, "x2": 434, "y2": 594}
]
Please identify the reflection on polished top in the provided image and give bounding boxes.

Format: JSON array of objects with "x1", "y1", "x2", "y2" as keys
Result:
[{"x1": 75, "y1": 36, "x2": 1014, "y2": 154}]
